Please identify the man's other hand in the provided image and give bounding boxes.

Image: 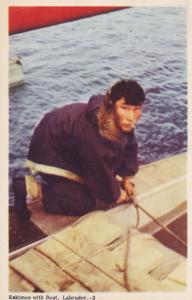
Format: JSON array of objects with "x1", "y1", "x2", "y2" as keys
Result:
[
  {"x1": 123, "y1": 178, "x2": 135, "y2": 197},
  {"x1": 116, "y1": 188, "x2": 128, "y2": 204},
  {"x1": 122, "y1": 176, "x2": 137, "y2": 206}
]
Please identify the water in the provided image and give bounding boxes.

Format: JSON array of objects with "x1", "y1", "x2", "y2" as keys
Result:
[{"x1": 9, "y1": 7, "x2": 187, "y2": 202}]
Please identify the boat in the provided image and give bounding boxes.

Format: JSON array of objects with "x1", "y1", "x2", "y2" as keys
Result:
[
  {"x1": 9, "y1": 57, "x2": 24, "y2": 88},
  {"x1": 9, "y1": 7, "x2": 127, "y2": 88},
  {"x1": 8, "y1": 7, "x2": 187, "y2": 292},
  {"x1": 9, "y1": 7, "x2": 127, "y2": 35},
  {"x1": 9, "y1": 152, "x2": 187, "y2": 292}
]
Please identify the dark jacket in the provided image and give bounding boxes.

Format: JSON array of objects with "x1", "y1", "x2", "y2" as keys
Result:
[{"x1": 28, "y1": 95, "x2": 139, "y2": 203}]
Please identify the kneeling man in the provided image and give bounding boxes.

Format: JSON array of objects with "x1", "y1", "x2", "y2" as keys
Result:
[{"x1": 13, "y1": 79, "x2": 145, "y2": 220}]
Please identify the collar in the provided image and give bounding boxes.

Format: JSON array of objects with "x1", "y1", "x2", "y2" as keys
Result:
[
  {"x1": 86, "y1": 94, "x2": 134, "y2": 145},
  {"x1": 86, "y1": 95, "x2": 104, "y2": 125}
]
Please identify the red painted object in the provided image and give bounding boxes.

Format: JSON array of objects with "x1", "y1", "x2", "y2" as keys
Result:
[{"x1": 9, "y1": 7, "x2": 127, "y2": 35}]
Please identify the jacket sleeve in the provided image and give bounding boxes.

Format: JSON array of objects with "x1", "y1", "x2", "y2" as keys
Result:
[
  {"x1": 117, "y1": 133, "x2": 139, "y2": 177},
  {"x1": 79, "y1": 146, "x2": 121, "y2": 204}
]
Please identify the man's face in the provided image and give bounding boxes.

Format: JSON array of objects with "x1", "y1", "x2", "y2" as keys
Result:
[{"x1": 113, "y1": 97, "x2": 142, "y2": 132}]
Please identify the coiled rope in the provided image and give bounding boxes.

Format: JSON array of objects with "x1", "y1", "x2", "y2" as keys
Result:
[{"x1": 71, "y1": 197, "x2": 186, "y2": 292}]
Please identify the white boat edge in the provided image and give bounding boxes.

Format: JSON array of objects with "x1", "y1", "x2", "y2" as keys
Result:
[{"x1": 9, "y1": 56, "x2": 24, "y2": 88}]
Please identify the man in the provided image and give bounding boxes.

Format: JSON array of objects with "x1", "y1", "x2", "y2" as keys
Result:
[{"x1": 13, "y1": 79, "x2": 145, "y2": 220}]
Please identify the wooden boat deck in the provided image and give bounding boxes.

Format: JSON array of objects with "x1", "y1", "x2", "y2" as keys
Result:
[{"x1": 9, "y1": 152, "x2": 187, "y2": 292}]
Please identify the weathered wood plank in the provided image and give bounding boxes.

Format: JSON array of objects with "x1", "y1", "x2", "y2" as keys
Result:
[
  {"x1": 140, "y1": 180, "x2": 186, "y2": 218},
  {"x1": 87, "y1": 248, "x2": 185, "y2": 292},
  {"x1": 167, "y1": 153, "x2": 186, "y2": 173},
  {"x1": 140, "y1": 202, "x2": 187, "y2": 235},
  {"x1": 37, "y1": 235, "x2": 126, "y2": 291},
  {"x1": 10, "y1": 249, "x2": 74, "y2": 292},
  {"x1": 108, "y1": 231, "x2": 164, "y2": 275},
  {"x1": 134, "y1": 177, "x2": 152, "y2": 194},
  {"x1": 66, "y1": 259, "x2": 126, "y2": 292},
  {"x1": 109, "y1": 229, "x2": 186, "y2": 287},
  {"x1": 67, "y1": 282, "x2": 89, "y2": 292},
  {"x1": 53, "y1": 215, "x2": 186, "y2": 291},
  {"x1": 9, "y1": 267, "x2": 35, "y2": 292},
  {"x1": 137, "y1": 167, "x2": 163, "y2": 188},
  {"x1": 161, "y1": 278, "x2": 186, "y2": 291},
  {"x1": 53, "y1": 226, "x2": 100, "y2": 257},
  {"x1": 46, "y1": 229, "x2": 166, "y2": 291},
  {"x1": 49, "y1": 226, "x2": 185, "y2": 292},
  {"x1": 30, "y1": 201, "x2": 78, "y2": 235},
  {"x1": 73, "y1": 213, "x2": 124, "y2": 247},
  {"x1": 150, "y1": 257, "x2": 185, "y2": 281},
  {"x1": 143, "y1": 153, "x2": 186, "y2": 175},
  {"x1": 36, "y1": 237, "x2": 81, "y2": 266},
  {"x1": 110, "y1": 177, "x2": 186, "y2": 232},
  {"x1": 9, "y1": 218, "x2": 186, "y2": 292},
  {"x1": 124, "y1": 266, "x2": 182, "y2": 291},
  {"x1": 137, "y1": 154, "x2": 186, "y2": 186},
  {"x1": 166, "y1": 261, "x2": 187, "y2": 286},
  {"x1": 88, "y1": 244, "x2": 184, "y2": 292},
  {"x1": 150, "y1": 244, "x2": 185, "y2": 280}
]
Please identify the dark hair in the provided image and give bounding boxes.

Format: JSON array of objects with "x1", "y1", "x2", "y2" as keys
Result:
[{"x1": 106, "y1": 79, "x2": 145, "y2": 107}]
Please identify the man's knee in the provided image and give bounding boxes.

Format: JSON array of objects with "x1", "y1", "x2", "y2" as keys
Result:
[{"x1": 41, "y1": 182, "x2": 96, "y2": 216}]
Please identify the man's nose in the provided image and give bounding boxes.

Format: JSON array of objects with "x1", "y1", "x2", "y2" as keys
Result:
[{"x1": 126, "y1": 110, "x2": 135, "y2": 121}]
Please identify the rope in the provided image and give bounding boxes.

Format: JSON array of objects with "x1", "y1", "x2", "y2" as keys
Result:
[
  {"x1": 137, "y1": 203, "x2": 187, "y2": 247},
  {"x1": 53, "y1": 235, "x2": 127, "y2": 290},
  {"x1": 123, "y1": 193, "x2": 187, "y2": 291},
  {"x1": 123, "y1": 202, "x2": 140, "y2": 291},
  {"x1": 67, "y1": 195, "x2": 186, "y2": 291},
  {"x1": 122, "y1": 195, "x2": 187, "y2": 291},
  {"x1": 71, "y1": 206, "x2": 139, "y2": 291}
]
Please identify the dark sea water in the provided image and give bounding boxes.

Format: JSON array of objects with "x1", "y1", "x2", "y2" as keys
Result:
[{"x1": 9, "y1": 7, "x2": 187, "y2": 202}]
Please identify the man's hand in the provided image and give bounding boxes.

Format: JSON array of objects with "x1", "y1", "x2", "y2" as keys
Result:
[
  {"x1": 122, "y1": 176, "x2": 137, "y2": 206},
  {"x1": 122, "y1": 177, "x2": 134, "y2": 197},
  {"x1": 116, "y1": 188, "x2": 128, "y2": 204}
]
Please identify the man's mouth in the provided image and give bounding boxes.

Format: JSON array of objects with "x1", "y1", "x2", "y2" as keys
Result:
[
  {"x1": 121, "y1": 124, "x2": 135, "y2": 132},
  {"x1": 124, "y1": 123, "x2": 135, "y2": 128}
]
